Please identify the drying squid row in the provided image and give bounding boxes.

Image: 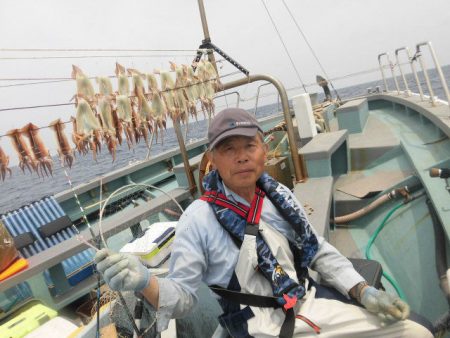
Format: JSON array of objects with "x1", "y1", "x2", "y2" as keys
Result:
[
  {"x1": 0, "y1": 58, "x2": 221, "y2": 182},
  {"x1": 71, "y1": 60, "x2": 220, "y2": 161},
  {"x1": 1, "y1": 123, "x2": 54, "y2": 180},
  {"x1": 0, "y1": 118, "x2": 77, "y2": 181}
]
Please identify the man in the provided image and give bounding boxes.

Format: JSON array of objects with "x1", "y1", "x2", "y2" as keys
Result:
[{"x1": 95, "y1": 108, "x2": 433, "y2": 337}]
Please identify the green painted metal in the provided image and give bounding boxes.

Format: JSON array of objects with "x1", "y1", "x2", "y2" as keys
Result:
[
  {"x1": 300, "y1": 130, "x2": 349, "y2": 178},
  {"x1": 343, "y1": 98, "x2": 450, "y2": 323},
  {"x1": 336, "y1": 98, "x2": 369, "y2": 134}
]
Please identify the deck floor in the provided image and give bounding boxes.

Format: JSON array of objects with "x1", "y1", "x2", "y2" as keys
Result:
[{"x1": 327, "y1": 98, "x2": 450, "y2": 322}]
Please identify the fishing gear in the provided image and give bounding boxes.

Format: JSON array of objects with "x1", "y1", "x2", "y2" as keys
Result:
[{"x1": 61, "y1": 167, "x2": 140, "y2": 338}]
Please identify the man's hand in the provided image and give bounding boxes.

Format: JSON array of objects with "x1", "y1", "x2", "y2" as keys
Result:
[
  {"x1": 360, "y1": 286, "x2": 410, "y2": 321},
  {"x1": 94, "y1": 249, "x2": 150, "y2": 292}
]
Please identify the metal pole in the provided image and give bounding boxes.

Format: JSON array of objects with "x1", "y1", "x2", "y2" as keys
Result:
[
  {"x1": 395, "y1": 47, "x2": 410, "y2": 96},
  {"x1": 416, "y1": 44, "x2": 436, "y2": 106},
  {"x1": 422, "y1": 41, "x2": 450, "y2": 108},
  {"x1": 198, "y1": 0, "x2": 211, "y2": 40},
  {"x1": 378, "y1": 53, "x2": 389, "y2": 92},
  {"x1": 386, "y1": 52, "x2": 401, "y2": 94},
  {"x1": 254, "y1": 83, "x2": 272, "y2": 115},
  {"x1": 222, "y1": 74, "x2": 305, "y2": 181},
  {"x1": 213, "y1": 91, "x2": 241, "y2": 108},
  {"x1": 173, "y1": 119, "x2": 197, "y2": 194},
  {"x1": 197, "y1": 0, "x2": 219, "y2": 73},
  {"x1": 406, "y1": 47, "x2": 425, "y2": 101}
]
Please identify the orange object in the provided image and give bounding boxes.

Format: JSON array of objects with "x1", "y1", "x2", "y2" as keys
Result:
[{"x1": 0, "y1": 257, "x2": 29, "y2": 281}]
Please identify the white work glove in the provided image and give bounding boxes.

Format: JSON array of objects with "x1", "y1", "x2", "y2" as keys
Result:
[
  {"x1": 360, "y1": 286, "x2": 410, "y2": 322},
  {"x1": 94, "y1": 249, "x2": 150, "y2": 292}
]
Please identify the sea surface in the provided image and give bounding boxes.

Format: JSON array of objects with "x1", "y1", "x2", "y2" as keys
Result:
[{"x1": 0, "y1": 65, "x2": 449, "y2": 214}]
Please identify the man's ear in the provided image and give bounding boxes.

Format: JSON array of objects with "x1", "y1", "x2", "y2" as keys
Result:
[
  {"x1": 263, "y1": 143, "x2": 269, "y2": 160},
  {"x1": 206, "y1": 150, "x2": 214, "y2": 167}
]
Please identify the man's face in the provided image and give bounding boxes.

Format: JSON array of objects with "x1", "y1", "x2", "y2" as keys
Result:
[{"x1": 208, "y1": 134, "x2": 268, "y2": 194}]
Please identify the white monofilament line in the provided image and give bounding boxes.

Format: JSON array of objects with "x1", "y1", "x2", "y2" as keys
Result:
[
  {"x1": 98, "y1": 176, "x2": 108, "y2": 249},
  {"x1": 61, "y1": 164, "x2": 99, "y2": 252},
  {"x1": 97, "y1": 183, "x2": 185, "y2": 249}
]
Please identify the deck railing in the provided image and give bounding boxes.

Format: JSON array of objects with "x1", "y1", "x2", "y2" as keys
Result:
[
  {"x1": 415, "y1": 41, "x2": 450, "y2": 107},
  {"x1": 379, "y1": 41, "x2": 450, "y2": 110},
  {"x1": 394, "y1": 47, "x2": 411, "y2": 96},
  {"x1": 213, "y1": 90, "x2": 241, "y2": 108},
  {"x1": 378, "y1": 52, "x2": 400, "y2": 94},
  {"x1": 395, "y1": 47, "x2": 424, "y2": 100}
]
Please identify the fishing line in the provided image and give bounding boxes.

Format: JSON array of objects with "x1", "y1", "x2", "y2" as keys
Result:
[
  {"x1": 96, "y1": 177, "x2": 104, "y2": 338},
  {"x1": 60, "y1": 163, "x2": 141, "y2": 337},
  {"x1": 92, "y1": 174, "x2": 184, "y2": 337},
  {"x1": 60, "y1": 164, "x2": 99, "y2": 249}
]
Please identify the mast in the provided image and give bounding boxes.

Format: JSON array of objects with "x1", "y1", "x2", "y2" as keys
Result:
[
  {"x1": 196, "y1": 0, "x2": 305, "y2": 182},
  {"x1": 173, "y1": 0, "x2": 217, "y2": 196},
  {"x1": 197, "y1": 0, "x2": 218, "y2": 72}
]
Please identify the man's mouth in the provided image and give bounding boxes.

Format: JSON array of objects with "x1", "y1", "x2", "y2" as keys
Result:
[{"x1": 235, "y1": 169, "x2": 253, "y2": 175}]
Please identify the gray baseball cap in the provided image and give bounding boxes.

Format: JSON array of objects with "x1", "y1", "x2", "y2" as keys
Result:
[{"x1": 208, "y1": 108, "x2": 263, "y2": 150}]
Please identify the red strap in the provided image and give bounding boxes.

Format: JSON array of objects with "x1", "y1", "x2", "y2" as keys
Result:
[
  {"x1": 282, "y1": 294, "x2": 297, "y2": 310},
  {"x1": 200, "y1": 187, "x2": 265, "y2": 224}
]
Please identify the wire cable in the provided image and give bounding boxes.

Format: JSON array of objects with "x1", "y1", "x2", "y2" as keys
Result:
[
  {"x1": 0, "y1": 48, "x2": 198, "y2": 52},
  {"x1": 0, "y1": 69, "x2": 240, "y2": 122},
  {"x1": 281, "y1": 0, "x2": 340, "y2": 101},
  {"x1": 0, "y1": 54, "x2": 196, "y2": 61},
  {"x1": 0, "y1": 57, "x2": 235, "y2": 88},
  {"x1": 260, "y1": 0, "x2": 307, "y2": 92}
]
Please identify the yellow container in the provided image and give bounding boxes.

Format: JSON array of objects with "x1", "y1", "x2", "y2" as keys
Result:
[{"x1": 0, "y1": 302, "x2": 57, "y2": 338}]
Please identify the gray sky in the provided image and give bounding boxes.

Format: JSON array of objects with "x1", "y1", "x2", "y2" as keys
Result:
[{"x1": 0, "y1": 0, "x2": 449, "y2": 165}]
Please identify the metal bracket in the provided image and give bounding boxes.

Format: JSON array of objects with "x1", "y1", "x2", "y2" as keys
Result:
[{"x1": 193, "y1": 38, "x2": 249, "y2": 76}]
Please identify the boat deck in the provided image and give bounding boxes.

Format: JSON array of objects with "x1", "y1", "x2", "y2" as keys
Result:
[{"x1": 294, "y1": 92, "x2": 450, "y2": 323}]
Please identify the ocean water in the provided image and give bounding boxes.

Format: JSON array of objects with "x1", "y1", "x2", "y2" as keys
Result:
[{"x1": 0, "y1": 65, "x2": 449, "y2": 214}]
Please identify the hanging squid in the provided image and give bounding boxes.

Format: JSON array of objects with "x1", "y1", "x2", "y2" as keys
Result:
[
  {"x1": 127, "y1": 68, "x2": 146, "y2": 98},
  {"x1": 49, "y1": 119, "x2": 74, "y2": 168},
  {"x1": 7, "y1": 129, "x2": 37, "y2": 174},
  {"x1": 0, "y1": 144, "x2": 12, "y2": 181},
  {"x1": 170, "y1": 62, "x2": 191, "y2": 138},
  {"x1": 116, "y1": 94, "x2": 136, "y2": 148},
  {"x1": 186, "y1": 64, "x2": 208, "y2": 120},
  {"x1": 71, "y1": 117, "x2": 87, "y2": 156},
  {"x1": 147, "y1": 73, "x2": 167, "y2": 145},
  {"x1": 96, "y1": 76, "x2": 114, "y2": 97},
  {"x1": 128, "y1": 68, "x2": 154, "y2": 151},
  {"x1": 204, "y1": 59, "x2": 222, "y2": 91},
  {"x1": 115, "y1": 62, "x2": 130, "y2": 96},
  {"x1": 195, "y1": 60, "x2": 215, "y2": 118},
  {"x1": 146, "y1": 73, "x2": 159, "y2": 97},
  {"x1": 72, "y1": 97, "x2": 102, "y2": 160},
  {"x1": 97, "y1": 96, "x2": 118, "y2": 161},
  {"x1": 96, "y1": 76, "x2": 123, "y2": 147},
  {"x1": 180, "y1": 64, "x2": 199, "y2": 122},
  {"x1": 129, "y1": 68, "x2": 152, "y2": 146},
  {"x1": 21, "y1": 123, "x2": 53, "y2": 177},
  {"x1": 159, "y1": 70, "x2": 179, "y2": 120},
  {"x1": 72, "y1": 65, "x2": 96, "y2": 106}
]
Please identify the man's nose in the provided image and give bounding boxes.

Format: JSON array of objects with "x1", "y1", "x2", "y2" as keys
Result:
[{"x1": 236, "y1": 148, "x2": 248, "y2": 163}]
